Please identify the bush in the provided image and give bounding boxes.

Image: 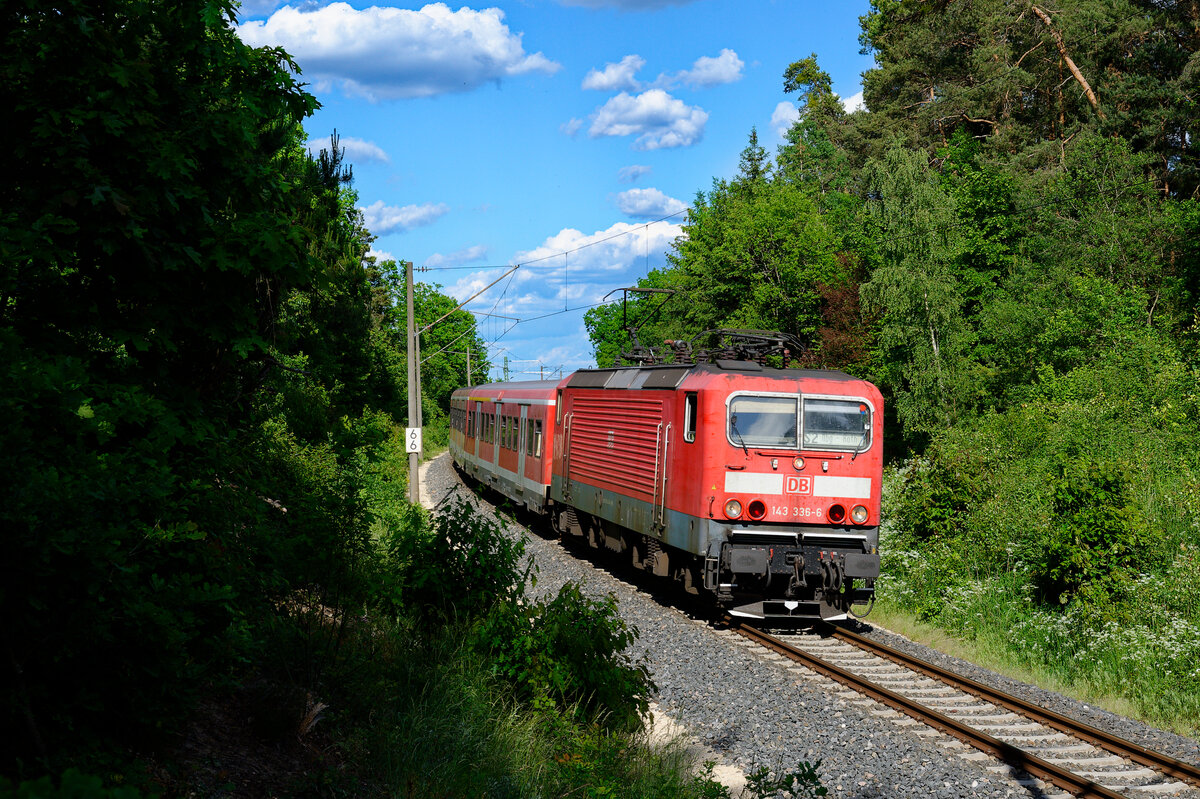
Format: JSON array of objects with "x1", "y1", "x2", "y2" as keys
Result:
[
  {"x1": 1028, "y1": 457, "x2": 1149, "y2": 604},
  {"x1": 478, "y1": 582, "x2": 654, "y2": 732},
  {"x1": 388, "y1": 496, "x2": 531, "y2": 623}
]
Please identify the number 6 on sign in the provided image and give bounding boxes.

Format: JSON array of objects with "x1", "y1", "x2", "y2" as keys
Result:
[{"x1": 405, "y1": 427, "x2": 422, "y2": 454}]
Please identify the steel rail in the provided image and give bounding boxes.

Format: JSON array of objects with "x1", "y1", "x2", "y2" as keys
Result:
[
  {"x1": 825, "y1": 624, "x2": 1200, "y2": 789},
  {"x1": 735, "y1": 623, "x2": 1129, "y2": 799}
]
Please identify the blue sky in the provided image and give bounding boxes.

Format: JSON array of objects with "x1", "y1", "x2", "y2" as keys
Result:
[{"x1": 235, "y1": 0, "x2": 874, "y2": 381}]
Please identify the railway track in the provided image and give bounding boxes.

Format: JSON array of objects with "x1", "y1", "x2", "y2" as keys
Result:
[{"x1": 730, "y1": 622, "x2": 1200, "y2": 799}]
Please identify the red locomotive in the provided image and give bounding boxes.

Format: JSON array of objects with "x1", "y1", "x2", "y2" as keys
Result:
[{"x1": 449, "y1": 332, "x2": 882, "y2": 620}]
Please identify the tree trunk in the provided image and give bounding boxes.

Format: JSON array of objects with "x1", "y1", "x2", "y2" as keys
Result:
[{"x1": 1031, "y1": 5, "x2": 1107, "y2": 120}]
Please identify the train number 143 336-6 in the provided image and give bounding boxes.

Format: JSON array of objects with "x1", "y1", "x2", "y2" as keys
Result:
[{"x1": 770, "y1": 506, "x2": 824, "y2": 518}]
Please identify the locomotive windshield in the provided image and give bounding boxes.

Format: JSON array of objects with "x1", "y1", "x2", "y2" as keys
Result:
[
  {"x1": 802, "y1": 398, "x2": 870, "y2": 451},
  {"x1": 727, "y1": 395, "x2": 798, "y2": 448}
]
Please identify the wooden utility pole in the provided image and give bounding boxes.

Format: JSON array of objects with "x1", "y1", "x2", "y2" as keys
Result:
[{"x1": 405, "y1": 260, "x2": 421, "y2": 504}]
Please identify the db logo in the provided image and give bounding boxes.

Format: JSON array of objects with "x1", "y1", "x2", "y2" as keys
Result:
[{"x1": 785, "y1": 476, "x2": 812, "y2": 495}]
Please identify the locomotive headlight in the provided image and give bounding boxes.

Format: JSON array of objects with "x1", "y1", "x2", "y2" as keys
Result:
[
  {"x1": 723, "y1": 499, "x2": 743, "y2": 519},
  {"x1": 792, "y1": 457, "x2": 805, "y2": 471},
  {"x1": 851, "y1": 505, "x2": 869, "y2": 524}
]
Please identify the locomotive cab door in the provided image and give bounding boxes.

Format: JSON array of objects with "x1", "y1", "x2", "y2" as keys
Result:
[{"x1": 653, "y1": 422, "x2": 671, "y2": 532}]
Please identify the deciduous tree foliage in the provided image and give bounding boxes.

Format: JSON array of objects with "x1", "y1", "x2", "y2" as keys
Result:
[
  {"x1": 0, "y1": 0, "x2": 481, "y2": 771},
  {"x1": 2, "y1": 0, "x2": 321, "y2": 759}
]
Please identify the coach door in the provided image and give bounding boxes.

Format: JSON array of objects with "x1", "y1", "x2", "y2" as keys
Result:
[
  {"x1": 517, "y1": 405, "x2": 528, "y2": 483},
  {"x1": 473, "y1": 401, "x2": 482, "y2": 458},
  {"x1": 492, "y1": 403, "x2": 500, "y2": 468}
]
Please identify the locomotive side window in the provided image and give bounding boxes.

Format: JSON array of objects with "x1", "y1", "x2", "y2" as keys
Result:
[
  {"x1": 802, "y1": 398, "x2": 871, "y2": 451},
  {"x1": 684, "y1": 392, "x2": 697, "y2": 443},
  {"x1": 728, "y1": 395, "x2": 798, "y2": 448}
]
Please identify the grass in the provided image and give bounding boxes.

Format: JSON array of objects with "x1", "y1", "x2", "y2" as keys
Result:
[
  {"x1": 865, "y1": 600, "x2": 1144, "y2": 722},
  {"x1": 329, "y1": 616, "x2": 739, "y2": 799},
  {"x1": 867, "y1": 586, "x2": 1200, "y2": 739}
]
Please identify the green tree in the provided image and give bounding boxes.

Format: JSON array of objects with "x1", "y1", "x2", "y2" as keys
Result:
[
  {"x1": 860, "y1": 143, "x2": 975, "y2": 440},
  {"x1": 0, "y1": 0, "x2": 369, "y2": 765},
  {"x1": 668, "y1": 134, "x2": 848, "y2": 346},
  {"x1": 853, "y1": 0, "x2": 1199, "y2": 196}
]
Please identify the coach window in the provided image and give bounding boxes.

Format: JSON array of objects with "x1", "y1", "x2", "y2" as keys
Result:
[
  {"x1": 527, "y1": 419, "x2": 543, "y2": 457},
  {"x1": 556, "y1": 390, "x2": 563, "y2": 423},
  {"x1": 684, "y1": 392, "x2": 697, "y2": 442}
]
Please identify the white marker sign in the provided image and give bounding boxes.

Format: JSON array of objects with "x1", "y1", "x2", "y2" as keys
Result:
[{"x1": 405, "y1": 427, "x2": 423, "y2": 454}]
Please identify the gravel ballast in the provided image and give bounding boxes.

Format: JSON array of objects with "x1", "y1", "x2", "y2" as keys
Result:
[{"x1": 419, "y1": 453, "x2": 1200, "y2": 798}]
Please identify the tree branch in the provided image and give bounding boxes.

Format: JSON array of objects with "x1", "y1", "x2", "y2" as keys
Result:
[
  {"x1": 1013, "y1": 40, "x2": 1044, "y2": 69},
  {"x1": 1030, "y1": 5, "x2": 1106, "y2": 119}
]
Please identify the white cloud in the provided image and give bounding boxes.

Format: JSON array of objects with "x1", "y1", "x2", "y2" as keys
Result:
[
  {"x1": 368, "y1": 247, "x2": 394, "y2": 263},
  {"x1": 675, "y1": 48, "x2": 743, "y2": 88},
  {"x1": 618, "y1": 164, "x2": 652, "y2": 183},
  {"x1": 561, "y1": 117, "x2": 584, "y2": 136},
  {"x1": 424, "y1": 244, "x2": 489, "y2": 269},
  {"x1": 842, "y1": 91, "x2": 865, "y2": 113},
  {"x1": 582, "y1": 54, "x2": 645, "y2": 91},
  {"x1": 510, "y1": 221, "x2": 683, "y2": 292},
  {"x1": 448, "y1": 220, "x2": 683, "y2": 313},
  {"x1": 340, "y1": 137, "x2": 391, "y2": 164},
  {"x1": 615, "y1": 188, "x2": 687, "y2": 220},
  {"x1": 360, "y1": 200, "x2": 449, "y2": 235},
  {"x1": 449, "y1": 219, "x2": 690, "y2": 376},
  {"x1": 236, "y1": 2, "x2": 561, "y2": 101},
  {"x1": 771, "y1": 101, "x2": 799, "y2": 138},
  {"x1": 307, "y1": 135, "x2": 390, "y2": 164},
  {"x1": 589, "y1": 89, "x2": 708, "y2": 150}
]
